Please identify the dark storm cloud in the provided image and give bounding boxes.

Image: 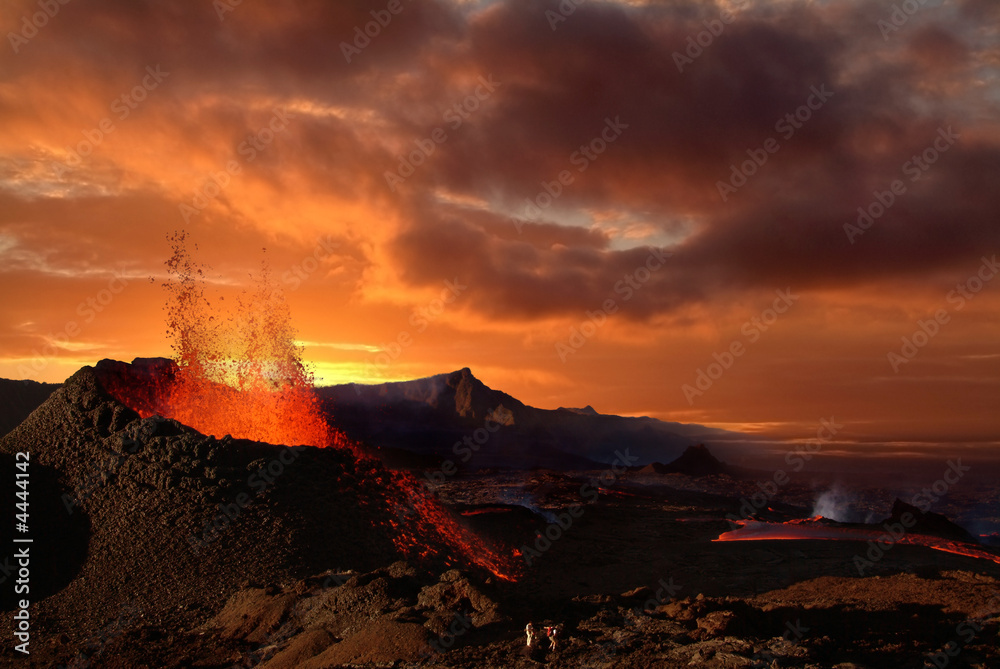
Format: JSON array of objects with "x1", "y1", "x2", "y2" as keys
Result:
[
  {"x1": 381, "y1": 0, "x2": 1000, "y2": 319},
  {"x1": 3, "y1": 0, "x2": 997, "y2": 323}
]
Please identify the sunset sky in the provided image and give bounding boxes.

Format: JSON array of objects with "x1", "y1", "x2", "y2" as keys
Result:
[{"x1": 1, "y1": 0, "x2": 998, "y2": 451}]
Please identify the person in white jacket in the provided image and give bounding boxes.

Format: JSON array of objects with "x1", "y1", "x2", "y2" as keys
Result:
[{"x1": 525, "y1": 622, "x2": 538, "y2": 648}]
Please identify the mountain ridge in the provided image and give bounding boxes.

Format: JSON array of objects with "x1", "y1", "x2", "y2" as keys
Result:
[
  {"x1": 0, "y1": 377, "x2": 60, "y2": 437},
  {"x1": 318, "y1": 367, "x2": 740, "y2": 468},
  {"x1": 1, "y1": 363, "x2": 742, "y2": 468}
]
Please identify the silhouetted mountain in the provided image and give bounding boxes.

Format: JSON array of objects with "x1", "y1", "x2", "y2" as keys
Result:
[
  {"x1": 340, "y1": 367, "x2": 527, "y2": 423},
  {"x1": 318, "y1": 370, "x2": 740, "y2": 470},
  {"x1": 559, "y1": 405, "x2": 599, "y2": 416},
  {"x1": 0, "y1": 377, "x2": 60, "y2": 437},
  {"x1": 640, "y1": 444, "x2": 733, "y2": 477},
  {"x1": 886, "y1": 498, "x2": 978, "y2": 544}
]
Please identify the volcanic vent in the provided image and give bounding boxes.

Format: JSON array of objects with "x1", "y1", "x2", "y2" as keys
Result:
[
  {"x1": 100, "y1": 233, "x2": 518, "y2": 581},
  {"x1": 1, "y1": 235, "x2": 521, "y2": 641}
]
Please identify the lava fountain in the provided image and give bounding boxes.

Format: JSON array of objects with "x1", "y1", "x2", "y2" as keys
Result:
[{"x1": 100, "y1": 232, "x2": 520, "y2": 581}]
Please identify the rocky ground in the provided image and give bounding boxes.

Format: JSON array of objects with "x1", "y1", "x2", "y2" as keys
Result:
[
  {"x1": 28, "y1": 561, "x2": 1000, "y2": 668},
  {"x1": 2, "y1": 363, "x2": 1000, "y2": 667}
]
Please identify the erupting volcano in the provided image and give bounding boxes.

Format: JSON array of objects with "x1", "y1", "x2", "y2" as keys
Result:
[
  {"x1": 98, "y1": 232, "x2": 519, "y2": 582},
  {"x1": 100, "y1": 232, "x2": 342, "y2": 451}
]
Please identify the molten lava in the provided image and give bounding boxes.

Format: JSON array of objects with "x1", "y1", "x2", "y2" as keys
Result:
[
  {"x1": 100, "y1": 232, "x2": 520, "y2": 582},
  {"x1": 157, "y1": 233, "x2": 342, "y2": 450},
  {"x1": 715, "y1": 518, "x2": 1000, "y2": 567},
  {"x1": 388, "y1": 480, "x2": 520, "y2": 581},
  {"x1": 597, "y1": 487, "x2": 643, "y2": 498}
]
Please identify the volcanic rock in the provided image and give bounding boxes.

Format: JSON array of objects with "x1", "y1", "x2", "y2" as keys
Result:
[
  {"x1": 695, "y1": 610, "x2": 738, "y2": 638},
  {"x1": 0, "y1": 362, "x2": 494, "y2": 643},
  {"x1": 6, "y1": 362, "x2": 1000, "y2": 668},
  {"x1": 203, "y1": 560, "x2": 505, "y2": 668},
  {"x1": 887, "y1": 498, "x2": 978, "y2": 544},
  {"x1": 645, "y1": 444, "x2": 733, "y2": 477}
]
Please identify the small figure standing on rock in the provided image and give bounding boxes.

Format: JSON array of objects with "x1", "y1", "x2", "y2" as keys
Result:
[
  {"x1": 545, "y1": 624, "x2": 563, "y2": 652},
  {"x1": 522, "y1": 622, "x2": 548, "y2": 660},
  {"x1": 525, "y1": 622, "x2": 538, "y2": 648}
]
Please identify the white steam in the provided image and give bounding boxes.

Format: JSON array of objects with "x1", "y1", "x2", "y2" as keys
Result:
[{"x1": 812, "y1": 484, "x2": 855, "y2": 522}]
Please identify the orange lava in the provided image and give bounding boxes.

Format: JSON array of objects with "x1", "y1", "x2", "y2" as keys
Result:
[
  {"x1": 100, "y1": 232, "x2": 521, "y2": 581},
  {"x1": 153, "y1": 232, "x2": 343, "y2": 450},
  {"x1": 715, "y1": 519, "x2": 1000, "y2": 567},
  {"x1": 389, "y1": 476, "x2": 521, "y2": 581},
  {"x1": 460, "y1": 507, "x2": 514, "y2": 516},
  {"x1": 597, "y1": 487, "x2": 642, "y2": 498}
]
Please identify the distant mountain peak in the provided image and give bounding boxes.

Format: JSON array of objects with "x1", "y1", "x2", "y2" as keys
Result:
[
  {"x1": 888, "y1": 498, "x2": 977, "y2": 544},
  {"x1": 331, "y1": 367, "x2": 525, "y2": 423},
  {"x1": 443, "y1": 368, "x2": 516, "y2": 420},
  {"x1": 318, "y1": 368, "x2": 744, "y2": 469},
  {"x1": 642, "y1": 443, "x2": 730, "y2": 477},
  {"x1": 559, "y1": 405, "x2": 599, "y2": 416}
]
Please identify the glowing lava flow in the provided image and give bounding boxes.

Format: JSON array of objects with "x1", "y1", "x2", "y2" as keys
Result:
[
  {"x1": 460, "y1": 507, "x2": 514, "y2": 516},
  {"x1": 388, "y1": 478, "x2": 521, "y2": 581},
  {"x1": 715, "y1": 519, "x2": 1000, "y2": 567},
  {"x1": 101, "y1": 232, "x2": 520, "y2": 582},
  {"x1": 597, "y1": 487, "x2": 643, "y2": 498}
]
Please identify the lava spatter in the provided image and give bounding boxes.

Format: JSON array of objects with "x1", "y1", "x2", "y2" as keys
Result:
[{"x1": 99, "y1": 232, "x2": 519, "y2": 581}]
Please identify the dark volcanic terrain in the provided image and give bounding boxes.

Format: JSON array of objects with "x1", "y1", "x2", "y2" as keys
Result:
[{"x1": 2, "y1": 361, "x2": 1000, "y2": 668}]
